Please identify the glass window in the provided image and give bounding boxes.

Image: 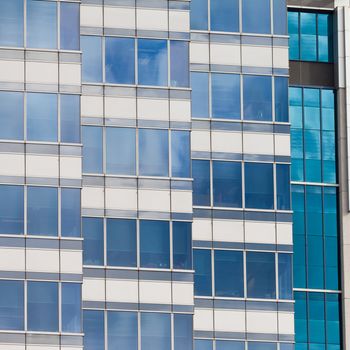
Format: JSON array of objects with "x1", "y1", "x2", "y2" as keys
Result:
[
  {"x1": 245, "y1": 163, "x2": 274, "y2": 209},
  {"x1": 288, "y1": 12, "x2": 300, "y2": 60},
  {"x1": 295, "y1": 292, "x2": 307, "y2": 343},
  {"x1": 81, "y1": 36, "x2": 102, "y2": 82},
  {"x1": 27, "y1": 93, "x2": 57, "y2": 142},
  {"x1": 82, "y1": 126, "x2": 103, "y2": 174},
  {"x1": 174, "y1": 314, "x2": 193, "y2": 350},
  {"x1": 318, "y1": 14, "x2": 333, "y2": 63},
  {"x1": 108, "y1": 311, "x2": 138, "y2": 350},
  {"x1": 278, "y1": 254, "x2": 293, "y2": 300},
  {"x1": 190, "y1": 0, "x2": 208, "y2": 30},
  {"x1": 106, "y1": 127, "x2": 136, "y2": 175},
  {"x1": 195, "y1": 340, "x2": 213, "y2": 350},
  {"x1": 273, "y1": 0, "x2": 287, "y2": 35},
  {"x1": 213, "y1": 161, "x2": 242, "y2": 208},
  {"x1": 300, "y1": 12, "x2": 317, "y2": 61},
  {"x1": 0, "y1": 185, "x2": 24, "y2": 235},
  {"x1": 60, "y1": 94, "x2": 80, "y2": 143},
  {"x1": 27, "y1": 282, "x2": 58, "y2": 331},
  {"x1": 0, "y1": 91, "x2": 23, "y2": 140},
  {"x1": 0, "y1": 0, "x2": 23, "y2": 47},
  {"x1": 107, "y1": 219, "x2": 137, "y2": 267},
  {"x1": 192, "y1": 160, "x2": 210, "y2": 206},
  {"x1": 105, "y1": 37, "x2": 135, "y2": 84},
  {"x1": 170, "y1": 41, "x2": 189, "y2": 87},
  {"x1": 276, "y1": 164, "x2": 291, "y2": 210},
  {"x1": 248, "y1": 343, "x2": 277, "y2": 350},
  {"x1": 308, "y1": 293, "x2": 325, "y2": 343},
  {"x1": 138, "y1": 39, "x2": 168, "y2": 86},
  {"x1": 217, "y1": 341, "x2": 245, "y2": 350},
  {"x1": 62, "y1": 283, "x2": 81, "y2": 333},
  {"x1": 242, "y1": 0, "x2": 271, "y2": 34},
  {"x1": 61, "y1": 188, "x2": 81, "y2": 237},
  {"x1": 210, "y1": 0, "x2": 239, "y2": 32},
  {"x1": 212, "y1": 73, "x2": 240, "y2": 119},
  {"x1": 27, "y1": 0, "x2": 57, "y2": 49},
  {"x1": 246, "y1": 252, "x2": 276, "y2": 299},
  {"x1": 0, "y1": 280, "x2": 24, "y2": 330},
  {"x1": 326, "y1": 294, "x2": 341, "y2": 346},
  {"x1": 191, "y1": 72, "x2": 209, "y2": 118},
  {"x1": 83, "y1": 217, "x2": 104, "y2": 266},
  {"x1": 172, "y1": 131, "x2": 190, "y2": 178},
  {"x1": 173, "y1": 222, "x2": 192, "y2": 270},
  {"x1": 275, "y1": 77, "x2": 289, "y2": 122},
  {"x1": 141, "y1": 313, "x2": 171, "y2": 350},
  {"x1": 84, "y1": 310, "x2": 105, "y2": 350},
  {"x1": 60, "y1": 2, "x2": 79, "y2": 50},
  {"x1": 214, "y1": 250, "x2": 243, "y2": 297},
  {"x1": 243, "y1": 75, "x2": 272, "y2": 121},
  {"x1": 140, "y1": 220, "x2": 170, "y2": 269},
  {"x1": 27, "y1": 186, "x2": 58, "y2": 236},
  {"x1": 194, "y1": 249, "x2": 212, "y2": 296},
  {"x1": 139, "y1": 129, "x2": 169, "y2": 177}
]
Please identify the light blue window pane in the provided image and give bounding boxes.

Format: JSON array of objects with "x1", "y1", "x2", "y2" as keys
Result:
[
  {"x1": 276, "y1": 164, "x2": 291, "y2": 210},
  {"x1": 191, "y1": 72, "x2": 209, "y2": 118},
  {"x1": 248, "y1": 343, "x2": 277, "y2": 350},
  {"x1": 212, "y1": 73, "x2": 240, "y2": 120},
  {"x1": 27, "y1": 93, "x2": 57, "y2": 142},
  {"x1": 295, "y1": 292, "x2": 307, "y2": 342},
  {"x1": 61, "y1": 188, "x2": 81, "y2": 237},
  {"x1": 325, "y1": 236, "x2": 339, "y2": 290},
  {"x1": 210, "y1": 0, "x2": 239, "y2": 32},
  {"x1": 27, "y1": 282, "x2": 58, "y2": 331},
  {"x1": 173, "y1": 222, "x2": 192, "y2": 270},
  {"x1": 62, "y1": 283, "x2": 81, "y2": 333},
  {"x1": 213, "y1": 161, "x2": 242, "y2": 208},
  {"x1": 294, "y1": 234, "x2": 306, "y2": 288},
  {"x1": 81, "y1": 36, "x2": 102, "y2": 82},
  {"x1": 300, "y1": 13, "x2": 317, "y2": 61},
  {"x1": 84, "y1": 310, "x2": 104, "y2": 350},
  {"x1": 307, "y1": 235, "x2": 324, "y2": 289},
  {"x1": 273, "y1": 0, "x2": 287, "y2": 35},
  {"x1": 304, "y1": 88, "x2": 320, "y2": 130},
  {"x1": 60, "y1": 2, "x2": 79, "y2": 50},
  {"x1": 192, "y1": 160, "x2": 210, "y2": 206},
  {"x1": 0, "y1": 0, "x2": 23, "y2": 47},
  {"x1": 82, "y1": 126, "x2": 103, "y2": 174},
  {"x1": 106, "y1": 127, "x2": 136, "y2": 175},
  {"x1": 280, "y1": 345, "x2": 294, "y2": 350},
  {"x1": 304, "y1": 130, "x2": 321, "y2": 182},
  {"x1": 275, "y1": 77, "x2": 289, "y2": 122},
  {"x1": 217, "y1": 341, "x2": 245, "y2": 350},
  {"x1": 323, "y1": 187, "x2": 337, "y2": 237},
  {"x1": 242, "y1": 0, "x2": 271, "y2": 34},
  {"x1": 245, "y1": 163, "x2": 274, "y2": 210},
  {"x1": 60, "y1": 94, "x2": 80, "y2": 143},
  {"x1": 27, "y1": 187, "x2": 58, "y2": 236},
  {"x1": 140, "y1": 220, "x2": 170, "y2": 269},
  {"x1": 288, "y1": 12, "x2": 300, "y2": 60},
  {"x1": 107, "y1": 219, "x2": 137, "y2": 267},
  {"x1": 139, "y1": 129, "x2": 169, "y2": 176},
  {"x1": 0, "y1": 280, "x2": 24, "y2": 330},
  {"x1": 172, "y1": 131, "x2": 190, "y2": 178},
  {"x1": 243, "y1": 75, "x2": 272, "y2": 121},
  {"x1": 318, "y1": 14, "x2": 333, "y2": 62},
  {"x1": 278, "y1": 254, "x2": 293, "y2": 300},
  {"x1": 105, "y1": 37, "x2": 135, "y2": 84},
  {"x1": 0, "y1": 185, "x2": 24, "y2": 235},
  {"x1": 138, "y1": 39, "x2": 168, "y2": 86},
  {"x1": 27, "y1": 0, "x2": 57, "y2": 49},
  {"x1": 326, "y1": 294, "x2": 341, "y2": 345},
  {"x1": 291, "y1": 129, "x2": 304, "y2": 182},
  {"x1": 0, "y1": 91, "x2": 23, "y2": 140},
  {"x1": 141, "y1": 313, "x2": 171, "y2": 350},
  {"x1": 309, "y1": 293, "x2": 326, "y2": 343},
  {"x1": 190, "y1": 0, "x2": 208, "y2": 30},
  {"x1": 322, "y1": 131, "x2": 336, "y2": 184},
  {"x1": 306, "y1": 186, "x2": 322, "y2": 236},
  {"x1": 321, "y1": 89, "x2": 335, "y2": 131},
  {"x1": 83, "y1": 217, "x2": 104, "y2": 266},
  {"x1": 289, "y1": 87, "x2": 303, "y2": 128},
  {"x1": 174, "y1": 314, "x2": 193, "y2": 350},
  {"x1": 195, "y1": 340, "x2": 213, "y2": 350},
  {"x1": 214, "y1": 250, "x2": 243, "y2": 297},
  {"x1": 194, "y1": 249, "x2": 212, "y2": 296},
  {"x1": 108, "y1": 311, "x2": 138, "y2": 350},
  {"x1": 171, "y1": 41, "x2": 189, "y2": 87},
  {"x1": 246, "y1": 252, "x2": 276, "y2": 299}
]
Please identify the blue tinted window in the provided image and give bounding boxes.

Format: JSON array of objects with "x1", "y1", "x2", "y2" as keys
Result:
[
  {"x1": 300, "y1": 13, "x2": 317, "y2": 61},
  {"x1": 140, "y1": 220, "x2": 170, "y2": 269},
  {"x1": 191, "y1": 72, "x2": 209, "y2": 118},
  {"x1": 174, "y1": 314, "x2": 193, "y2": 350},
  {"x1": 173, "y1": 222, "x2": 192, "y2": 270},
  {"x1": 309, "y1": 293, "x2": 325, "y2": 343},
  {"x1": 27, "y1": 282, "x2": 58, "y2": 331},
  {"x1": 303, "y1": 88, "x2": 320, "y2": 130},
  {"x1": 106, "y1": 37, "x2": 135, "y2": 84},
  {"x1": 245, "y1": 163, "x2": 274, "y2": 209},
  {"x1": 82, "y1": 126, "x2": 103, "y2": 174},
  {"x1": 273, "y1": 0, "x2": 287, "y2": 35},
  {"x1": 295, "y1": 292, "x2": 307, "y2": 343},
  {"x1": 81, "y1": 36, "x2": 102, "y2": 82},
  {"x1": 0, "y1": 280, "x2": 24, "y2": 330},
  {"x1": 60, "y1": 2, "x2": 79, "y2": 50},
  {"x1": 61, "y1": 188, "x2": 81, "y2": 237},
  {"x1": 0, "y1": 0, "x2": 23, "y2": 47},
  {"x1": 62, "y1": 283, "x2": 81, "y2": 333},
  {"x1": 192, "y1": 160, "x2": 210, "y2": 206},
  {"x1": 106, "y1": 127, "x2": 136, "y2": 175},
  {"x1": 248, "y1": 343, "x2": 277, "y2": 350},
  {"x1": 212, "y1": 73, "x2": 240, "y2": 119},
  {"x1": 84, "y1": 310, "x2": 104, "y2": 350},
  {"x1": 138, "y1": 39, "x2": 168, "y2": 86},
  {"x1": 27, "y1": 187, "x2": 58, "y2": 236},
  {"x1": 217, "y1": 341, "x2": 245, "y2": 350},
  {"x1": 60, "y1": 94, "x2": 80, "y2": 143},
  {"x1": 275, "y1": 77, "x2": 289, "y2": 122},
  {"x1": 243, "y1": 0, "x2": 271, "y2": 34},
  {"x1": 139, "y1": 129, "x2": 169, "y2": 176},
  {"x1": 210, "y1": 0, "x2": 239, "y2": 32},
  {"x1": 27, "y1": 93, "x2": 57, "y2": 142},
  {"x1": 0, "y1": 185, "x2": 24, "y2": 235},
  {"x1": 171, "y1": 41, "x2": 189, "y2": 87},
  {"x1": 318, "y1": 14, "x2": 333, "y2": 62},
  {"x1": 215, "y1": 250, "x2": 243, "y2": 297},
  {"x1": 321, "y1": 89, "x2": 335, "y2": 131},
  {"x1": 326, "y1": 294, "x2": 341, "y2": 345},
  {"x1": 27, "y1": 0, "x2": 57, "y2": 49},
  {"x1": 172, "y1": 131, "x2": 190, "y2": 178},
  {"x1": 288, "y1": 12, "x2": 300, "y2": 60},
  {"x1": 107, "y1": 219, "x2": 137, "y2": 267},
  {"x1": 108, "y1": 311, "x2": 138, "y2": 350},
  {"x1": 290, "y1": 87, "x2": 303, "y2": 128},
  {"x1": 141, "y1": 313, "x2": 171, "y2": 350},
  {"x1": 0, "y1": 91, "x2": 23, "y2": 140},
  {"x1": 278, "y1": 254, "x2": 293, "y2": 300},
  {"x1": 276, "y1": 164, "x2": 291, "y2": 210},
  {"x1": 195, "y1": 340, "x2": 213, "y2": 350},
  {"x1": 194, "y1": 249, "x2": 212, "y2": 296},
  {"x1": 83, "y1": 217, "x2": 104, "y2": 266},
  {"x1": 246, "y1": 252, "x2": 276, "y2": 299},
  {"x1": 190, "y1": 0, "x2": 208, "y2": 30}
]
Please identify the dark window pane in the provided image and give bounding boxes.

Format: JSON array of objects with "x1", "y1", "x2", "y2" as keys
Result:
[
  {"x1": 170, "y1": 41, "x2": 189, "y2": 87},
  {"x1": 0, "y1": 0, "x2": 23, "y2": 47},
  {"x1": 172, "y1": 130, "x2": 190, "y2": 178},
  {"x1": 81, "y1": 36, "x2": 102, "y2": 82},
  {"x1": 0, "y1": 91, "x2": 23, "y2": 140},
  {"x1": 61, "y1": 188, "x2": 81, "y2": 237},
  {"x1": 217, "y1": 341, "x2": 245, "y2": 350},
  {"x1": 193, "y1": 249, "x2": 212, "y2": 296},
  {"x1": 174, "y1": 314, "x2": 193, "y2": 350},
  {"x1": 82, "y1": 126, "x2": 103, "y2": 174},
  {"x1": 275, "y1": 77, "x2": 289, "y2": 122},
  {"x1": 141, "y1": 313, "x2": 171, "y2": 350},
  {"x1": 210, "y1": 0, "x2": 239, "y2": 32},
  {"x1": 190, "y1": 0, "x2": 208, "y2": 30},
  {"x1": 276, "y1": 164, "x2": 291, "y2": 210},
  {"x1": 83, "y1": 217, "x2": 104, "y2": 266},
  {"x1": 173, "y1": 221, "x2": 192, "y2": 270},
  {"x1": 60, "y1": 2, "x2": 79, "y2": 50},
  {"x1": 278, "y1": 253, "x2": 293, "y2": 300},
  {"x1": 62, "y1": 283, "x2": 81, "y2": 333},
  {"x1": 273, "y1": 0, "x2": 287, "y2": 35},
  {"x1": 84, "y1": 310, "x2": 104, "y2": 350},
  {"x1": 61, "y1": 94, "x2": 80, "y2": 143},
  {"x1": 193, "y1": 160, "x2": 210, "y2": 206},
  {"x1": 191, "y1": 72, "x2": 209, "y2": 118},
  {"x1": 243, "y1": 0, "x2": 271, "y2": 34}
]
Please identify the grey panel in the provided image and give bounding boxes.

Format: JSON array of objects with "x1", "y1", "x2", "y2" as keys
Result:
[
  {"x1": 60, "y1": 239, "x2": 83, "y2": 250},
  {"x1": 106, "y1": 269, "x2": 138, "y2": 279},
  {"x1": 82, "y1": 175, "x2": 104, "y2": 186},
  {"x1": 138, "y1": 211, "x2": 171, "y2": 220},
  {"x1": 138, "y1": 87, "x2": 168, "y2": 98},
  {"x1": 140, "y1": 303, "x2": 172, "y2": 311},
  {"x1": 192, "y1": 240, "x2": 212, "y2": 248},
  {"x1": 83, "y1": 268, "x2": 105, "y2": 278},
  {"x1": 137, "y1": 0, "x2": 168, "y2": 9},
  {"x1": 26, "y1": 334, "x2": 60, "y2": 345},
  {"x1": 0, "y1": 333, "x2": 25, "y2": 343},
  {"x1": 83, "y1": 300, "x2": 105, "y2": 308},
  {"x1": 139, "y1": 270, "x2": 171, "y2": 281},
  {"x1": 171, "y1": 180, "x2": 192, "y2": 190},
  {"x1": 105, "y1": 118, "x2": 137, "y2": 127},
  {"x1": 59, "y1": 52, "x2": 81, "y2": 63},
  {"x1": 211, "y1": 64, "x2": 241, "y2": 73},
  {"x1": 106, "y1": 302, "x2": 139, "y2": 310},
  {"x1": 26, "y1": 143, "x2": 59, "y2": 155},
  {"x1": 211, "y1": 152, "x2": 243, "y2": 161},
  {"x1": 60, "y1": 145, "x2": 82, "y2": 156},
  {"x1": 26, "y1": 177, "x2": 59, "y2": 186},
  {"x1": 246, "y1": 301, "x2": 277, "y2": 311},
  {"x1": 104, "y1": 28, "x2": 136, "y2": 36},
  {"x1": 170, "y1": 121, "x2": 191, "y2": 129},
  {"x1": 0, "y1": 271, "x2": 25, "y2": 279},
  {"x1": 247, "y1": 333, "x2": 278, "y2": 341},
  {"x1": 215, "y1": 331, "x2": 246, "y2": 340},
  {"x1": 213, "y1": 241, "x2": 244, "y2": 249},
  {"x1": 0, "y1": 175, "x2": 24, "y2": 184},
  {"x1": 61, "y1": 335, "x2": 84, "y2": 346},
  {"x1": 105, "y1": 177, "x2": 137, "y2": 188},
  {"x1": 105, "y1": 0, "x2": 135, "y2": 6},
  {"x1": 194, "y1": 330, "x2": 215, "y2": 338},
  {"x1": 105, "y1": 209, "x2": 138, "y2": 218},
  {"x1": 26, "y1": 272, "x2": 60, "y2": 280},
  {"x1": 81, "y1": 116, "x2": 104, "y2": 125},
  {"x1": 287, "y1": 0, "x2": 334, "y2": 8},
  {"x1": 210, "y1": 34, "x2": 240, "y2": 44},
  {"x1": 195, "y1": 298, "x2": 213, "y2": 308},
  {"x1": 139, "y1": 178, "x2": 170, "y2": 190},
  {"x1": 169, "y1": 32, "x2": 190, "y2": 40},
  {"x1": 138, "y1": 120, "x2": 170, "y2": 128},
  {"x1": 80, "y1": 26, "x2": 103, "y2": 35},
  {"x1": 214, "y1": 299, "x2": 245, "y2": 309},
  {"x1": 173, "y1": 305, "x2": 194, "y2": 312},
  {"x1": 172, "y1": 271, "x2": 193, "y2": 282},
  {"x1": 137, "y1": 30, "x2": 168, "y2": 38},
  {"x1": 26, "y1": 238, "x2": 59, "y2": 249},
  {"x1": 169, "y1": 1, "x2": 190, "y2": 10},
  {"x1": 171, "y1": 213, "x2": 193, "y2": 220}
]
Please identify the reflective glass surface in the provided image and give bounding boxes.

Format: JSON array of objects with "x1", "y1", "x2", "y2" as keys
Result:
[
  {"x1": 83, "y1": 217, "x2": 104, "y2": 266},
  {"x1": 273, "y1": 0, "x2": 287, "y2": 34},
  {"x1": 170, "y1": 41, "x2": 189, "y2": 87},
  {"x1": 82, "y1": 126, "x2": 103, "y2": 174},
  {"x1": 195, "y1": 340, "x2": 213, "y2": 350},
  {"x1": 141, "y1": 313, "x2": 171, "y2": 350},
  {"x1": 0, "y1": 0, "x2": 23, "y2": 47},
  {"x1": 276, "y1": 164, "x2": 291, "y2": 210},
  {"x1": 194, "y1": 249, "x2": 212, "y2": 296},
  {"x1": 192, "y1": 160, "x2": 210, "y2": 206},
  {"x1": 0, "y1": 91, "x2": 23, "y2": 140},
  {"x1": 173, "y1": 222, "x2": 192, "y2": 270},
  {"x1": 210, "y1": 0, "x2": 239, "y2": 32},
  {"x1": 61, "y1": 188, "x2": 81, "y2": 237},
  {"x1": 81, "y1": 36, "x2": 103, "y2": 82},
  {"x1": 278, "y1": 254, "x2": 293, "y2": 300},
  {"x1": 84, "y1": 310, "x2": 105, "y2": 350},
  {"x1": 174, "y1": 314, "x2": 193, "y2": 350},
  {"x1": 217, "y1": 341, "x2": 245, "y2": 350},
  {"x1": 191, "y1": 72, "x2": 209, "y2": 118},
  {"x1": 171, "y1": 131, "x2": 191, "y2": 178},
  {"x1": 242, "y1": 0, "x2": 271, "y2": 34},
  {"x1": 60, "y1": 2, "x2": 79, "y2": 50},
  {"x1": 62, "y1": 283, "x2": 81, "y2": 333},
  {"x1": 60, "y1": 94, "x2": 80, "y2": 143},
  {"x1": 190, "y1": 0, "x2": 208, "y2": 30},
  {"x1": 275, "y1": 77, "x2": 289, "y2": 122}
]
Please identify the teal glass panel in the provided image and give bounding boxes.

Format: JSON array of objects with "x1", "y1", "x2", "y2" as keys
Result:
[
  {"x1": 305, "y1": 186, "x2": 322, "y2": 236},
  {"x1": 318, "y1": 14, "x2": 333, "y2": 62},
  {"x1": 308, "y1": 293, "x2": 326, "y2": 343},
  {"x1": 291, "y1": 129, "x2": 304, "y2": 182},
  {"x1": 304, "y1": 130, "x2": 321, "y2": 182},
  {"x1": 303, "y1": 89, "x2": 320, "y2": 130},
  {"x1": 288, "y1": 12, "x2": 300, "y2": 60},
  {"x1": 326, "y1": 294, "x2": 341, "y2": 345},
  {"x1": 295, "y1": 292, "x2": 307, "y2": 343},
  {"x1": 289, "y1": 87, "x2": 303, "y2": 128},
  {"x1": 300, "y1": 12, "x2": 317, "y2": 61},
  {"x1": 321, "y1": 90, "x2": 335, "y2": 131}
]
